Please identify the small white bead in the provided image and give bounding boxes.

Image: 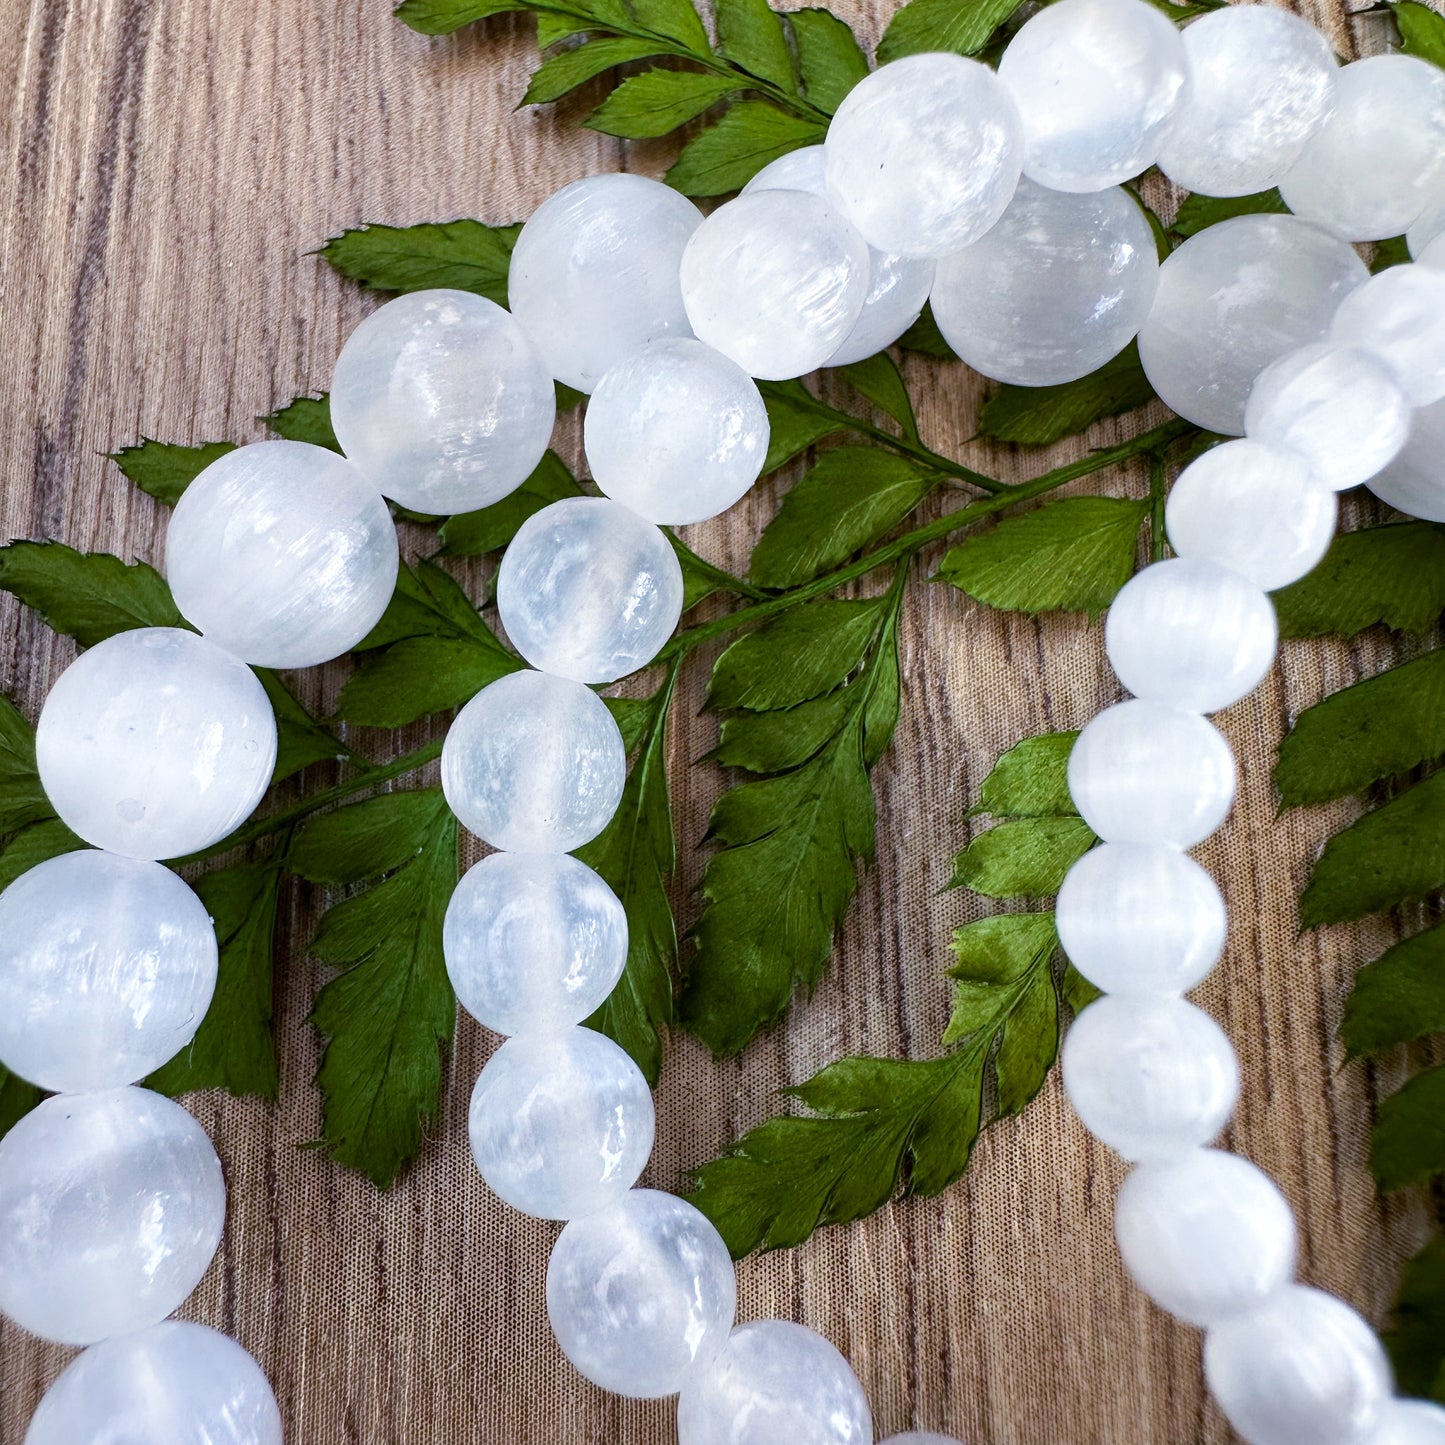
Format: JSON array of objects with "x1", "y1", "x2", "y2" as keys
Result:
[
  {"x1": 1330, "y1": 265, "x2": 1445, "y2": 408},
  {"x1": 1368, "y1": 1400, "x2": 1445, "y2": 1445},
  {"x1": 1367, "y1": 397, "x2": 1445, "y2": 523}
]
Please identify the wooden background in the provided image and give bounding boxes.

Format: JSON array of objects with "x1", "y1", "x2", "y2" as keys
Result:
[{"x1": 0, "y1": 1, "x2": 1438, "y2": 1441}]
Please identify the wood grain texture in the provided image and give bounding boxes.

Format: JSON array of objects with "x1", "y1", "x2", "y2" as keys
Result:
[{"x1": 0, "y1": 1, "x2": 1439, "y2": 1440}]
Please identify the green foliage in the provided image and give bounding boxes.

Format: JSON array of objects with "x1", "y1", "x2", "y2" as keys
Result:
[
  {"x1": 878, "y1": 0, "x2": 1025, "y2": 62},
  {"x1": 1395, "y1": 0, "x2": 1445, "y2": 68},
  {"x1": 976, "y1": 344, "x2": 1157, "y2": 446},
  {"x1": 260, "y1": 394, "x2": 340, "y2": 450},
  {"x1": 1385, "y1": 1236, "x2": 1445, "y2": 1402},
  {"x1": 438, "y1": 451, "x2": 584, "y2": 556},
  {"x1": 588, "y1": 70, "x2": 740, "y2": 139},
  {"x1": 1343, "y1": 924, "x2": 1445, "y2": 1058},
  {"x1": 665, "y1": 103, "x2": 825, "y2": 194},
  {"x1": 947, "y1": 816, "x2": 1095, "y2": 898},
  {"x1": 318, "y1": 219, "x2": 520, "y2": 305},
  {"x1": 0, "y1": 1067, "x2": 42, "y2": 1141},
  {"x1": 1170, "y1": 189, "x2": 1287, "y2": 239},
  {"x1": 0, "y1": 541, "x2": 183, "y2": 645},
  {"x1": 108, "y1": 439, "x2": 236, "y2": 506}
]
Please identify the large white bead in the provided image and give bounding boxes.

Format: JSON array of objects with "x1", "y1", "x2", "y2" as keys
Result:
[
  {"x1": 330, "y1": 289, "x2": 555, "y2": 513},
  {"x1": 0, "y1": 850, "x2": 217, "y2": 1092},
  {"x1": 164, "y1": 440, "x2": 398, "y2": 668},
  {"x1": 1114, "y1": 1149, "x2": 1297, "y2": 1326},
  {"x1": 1330, "y1": 264, "x2": 1445, "y2": 408},
  {"x1": 468, "y1": 1027, "x2": 654, "y2": 1220},
  {"x1": 1062, "y1": 995, "x2": 1239, "y2": 1160},
  {"x1": 823, "y1": 53, "x2": 1022, "y2": 260},
  {"x1": 1408, "y1": 199, "x2": 1445, "y2": 262},
  {"x1": 677, "y1": 1320, "x2": 872, "y2": 1445},
  {"x1": 440, "y1": 670, "x2": 625, "y2": 854},
  {"x1": 1367, "y1": 397, "x2": 1445, "y2": 523},
  {"x1": 678, "y1": 190, "x2": 869, "y2": 380},
  {"x1": 546, "y1": 1188, "x2": 736, "y2": 1398},
  {"x1": 998, "y1": 0, "x2": 1188, "y2": 194},
  {"x1": 444, "y1": 851, "x2": 627, "y2": 1035},
  {"x1": 25, "y1": 1321, "x2": 282, "y2": 1445},
  {"x1": 1067, "y1": 700, "x2": 1236, "y2": 848},
  {"x1": 930, "y1": 178, "x2": 1158, "y2": 386},
  {"x1": 508, "y1": 174, "x2": 703, "y2": 393},
  {"x1": 35, "y1": 627, "x2": 276, "y2": 861},
  {"x1": 0, "y1": 1088, "x2": 224, "y2": 1344},
  {"x1": 1137, "y1": 215, "x2": 1368, "y2": 434},
  {"x1": 1369, "y1": 1401, "x2": 1445, "y2": 1445},
  {"x1": 1205, "y1": 1286, "x2": 1393, "y2": 1445},
  {"x1": 496, "y1": 498, "x2": 684, "y2": 684}
]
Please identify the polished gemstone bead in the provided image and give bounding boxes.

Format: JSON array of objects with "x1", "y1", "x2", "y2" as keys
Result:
[
  {"x1": 1408, "y1": 198, "x2": 1445, "y2": 261},
  {"x1": 1330, "y1": 264, "x2": 1445, "y2": 407},
  {"x1": 1367, "y1": 397, "x2": 1445, "y2": 523},
  {"x1": 1368, "y1": 1400, "x2": 1445, "y2": 1445}
]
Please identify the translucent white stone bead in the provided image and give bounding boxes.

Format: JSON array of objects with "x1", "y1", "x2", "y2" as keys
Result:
[
  {"x1": 1330, "y1": 265, "x2": 1445, "y2": 408},
  {"x1": 998, "y1": 0, "x2": 1188, "y2": 194},
  {"x1": 930, "y1": 178, "x2": 1158, "y2": 386},
  {"x1": 1137, "y1": 214, "x2": 1368, "y2": 434},
  {"x1": 164, "y1": 440, "x2": 398, "y2": 668},
  {"x1": 1367, "y1": 397, "x2": 1445, "y2": 523},
  {"x1": 1165, "y1": 439, "x2": 1338, "y2": 591},
  {"x1": 0, "y1": 850, "x2": 218, "y2": 1092},
  {"x1": 546, "y1": 1188, "x2": 736, "y2": 1398},
  {"x1": 1244, "y1": 343, "x2": 1411, "y2": 492},
  {"x1": 823, "y1": 53, "x2": 1022, "y2": 260},
  {"x1": 468, "y1": 1027, "x2": 654, "y2": 1220},
  {"x1": 1370, "y1": 1401, "x2": 1445, "y2": 1445},
  {"x1": 1408, "y1": 198, "x2": 1445, "y2": 261},
  {"x1": 585, "y1": 339, "x2": 769, "y2": 525},
  {"x1": 678, "y1": 190, "x2": 869, "y2": 380},
  {"x1": 440, "y1": 670, "x2": 625, "y2": 854},
  {"x1": 508, "y1": 174, "x2": 703, "y2": 393},
  {"x1": 1280, "y1": 55, "x2": 1445, "y2": 243},
  {"x1": 443, "y1": 851, "x2": 627, "y2": 1035},
  {"x1": 1423, "y1": 234, "x2": 1445, "y2": 273},
  {"x1": 1205, "y1": 1286, "x2": 1394, "y2": 1445},
  {"x1": 25, "y1": 1322, "x2": 282, "y2": 1445},
  {"x1": 1056, "y1": 842, "x2": 1226, "y2": 996},
  {"x1": 496, "y1": 498, "x2": 685, "y2": 684},
  {"x1": 0, "y1": 1088, "x2": 224, "y2": 1344},
  {"x1": 330, "y1": 288, "x2": 556, "y2": 513},
  {"x1": 35, "y1": 627, "x2": 276, "y2": 861},
  {"x1": 1155, "y1": 6, "x2": 1336, "y2": 198},
  {"x1": 1067, "y1": 699, "x2": 1236, "y2": 848},
  {"x1": 1062, "y1": 996, "x2": 1239, "y2": 1160},
  {"x1": 677, "y1": 1320, "x2": 872, "y2": 1445},
  {"x1": 1114, "y1": 1149, "x2": 1297, "y2": 1326}
]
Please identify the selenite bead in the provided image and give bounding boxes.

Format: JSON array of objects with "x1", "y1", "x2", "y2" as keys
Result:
[
  {"x1": 35, "y1": 627, "x2": 276, "y2": 861},
  {"x1": 1205, "y1": 1286, "x2": 1393, "y2": 1445},
  {"x1": 0, "y1": 850, "x2": 218, "y2": 1093},
  {"x1": 443, "y1": 851, "x2": 627, "y2": 1035},
  {"x1": 1155, "y1": 6, "x2": 1336, "y2": 198},
  {"x1": 1423, "y1": 234, "x2": 1445, "y2": 273},
  {"x1": 468, "y1": 1027, "x2": 655, "y2": 1220},
  {"x1": 25, "y1": 1322, "x2": 282, "y2": 1445},
  {"x1": 1056, "y1": 842, "x2": 1226, "y2": 996},
  {"x1": 1408, "y1": 198, "x2": 1445, "y2": 261},
  {"x1": 1368, "y1": 1401, "x2": 1445, "y2": 1445},
  {"x1": 1164, "y1": 439, "x2": 1337, "y2": 591},
  {"x1": 822, "y1": 53, "x2": 1022, "y2": 260},
  {"x1": 165, "y1": 440, "x2": 398, "y2": 667},
  {"x1": 1244, "y1": 343, "x2": 1411, "y2": 492},
  {"x1": 496, "y1": 498, "x2": 685, "y2": 684},
  {"x1": 585, "y1": 338, "x2": 769, "y2": 525},
  {"x1": 1114, "y1": 1149, "x2": 1297, "y2": 1327},
  {"x1": 678, "y1": 190, "x2": 869, "y2": 380},
  {"x1": 1137, "y1": 214, "x2": 1368, "y2": 434},
  {"x1": 0, "y1": 1088, "x2": 224, "y2": 1344},
  {"x1": 1367, "y1": 397, "x2": 1445, "y2": 523},
  {"x1": 508, "y1": 174, "x2": 703, "y2": 392},
  {"x1": 1279, "y1": 56, "x2": 1445, "y2": 244},
  {"x1": 440, "y1": 670, "x2": 625, "y2": 854},
  {"x1": 677, "y1": 1320, "x2": 872, "y2": 1445},
  {"x1": 1067, "y1": 699, "x2": 1236, "y2": 848},
  {"x1": 1062, "y1": 995, "x2": 1239, "y2": 1160},
  {"x1": 930, "y1": 178, "x2": 1158, "y2": 386},
  {"x1": 1331, "y1": 265, "x2": 1445, "y2": 408},
  {"x1": 330, "y1": 288, "x2": 555, "y2": 513},
  {"x1": 998, "y1": 0, "x2": 1188, "y2": 194},
  {"x1": 546, "y1": 1188, "x2": 736, "y2": 1398}
]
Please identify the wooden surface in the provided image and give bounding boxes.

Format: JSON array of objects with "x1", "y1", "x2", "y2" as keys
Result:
[{"x1": 0, "y1": 1, "x2": 1437, "y2": 1441}]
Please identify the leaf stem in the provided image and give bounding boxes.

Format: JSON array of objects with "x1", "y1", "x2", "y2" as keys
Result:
[{"x1": 1148, "y1": 454, "x2": 1169, "y2": 563}]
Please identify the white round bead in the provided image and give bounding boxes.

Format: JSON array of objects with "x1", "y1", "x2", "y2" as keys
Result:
[
  {"x1": 0, "y1": 1088, "x2": 224, "y2": 1344},
  {"x1": 823, "y1": 53, "x2": 1022, "y2": 260},
  {"x1": 440, "y1": 670, "x2": 625, "y2": 854},
  {"x1": 1067, "y1": 699, "x2": 1236, "y2": 848},
  {"x1": 1423, "y1": 234, "x2": 1445, "y2": 272},
  {"x1": 930, "y1": 178, "x2": 1158, "y2": 386},
  {"x1": 496, "y1": 498, "x2": 684, "y2": 684},
  {"x1": 24, "y1": 1322, "x2": 282, "y2": 1445},
  {"x1": 35, "y1": 627, "x2": 276, "y2": 861},
  {"x1": 1367, "y1": 397, "x2": 1445, "y2": 523},
  {"x1": 1330, "y1": 264, "x2": 1445, "y2": 409},
  {"x1": 678, "y1": 190, "x2": 869, "y2": 380},
  {"x1": 165, "y1": 440, "x2": 398, "y2": 668},
  {"x1": 1138, "y1": 214, "x2": 1369, "y2": 435},
  {"x1": 0, "y1": 850, "x2": 217, "y2": 1092},
  {"x1": 1114, "y1": 1149, "x2": 1297, "y2": 1326},
  {"x1": 1408, "y1": 198, "x2": 1445, "y2": 261},
  {"x1": 1205, "y1": 1286, "x2": 1394, "y2": 1445},
  {"x1": 468, "y1": 1027, "x2": 654, "y2": 1220},
  {"x1": 1062, "y1": 995, "x2": 1239, "y2": 1160},
  {"x1": 998, "y1": 0, "x2": 1188, "y2": 193},
  {"x1": 508, "y1": 174, "x2": 703, "y2": 393},
  {"x1": 546, "y1": 1188, "x2": 736, "y2": 1398},
  {"x1": 1369, "y1": 1400, "x2": 1445, "y2": 1445}
]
